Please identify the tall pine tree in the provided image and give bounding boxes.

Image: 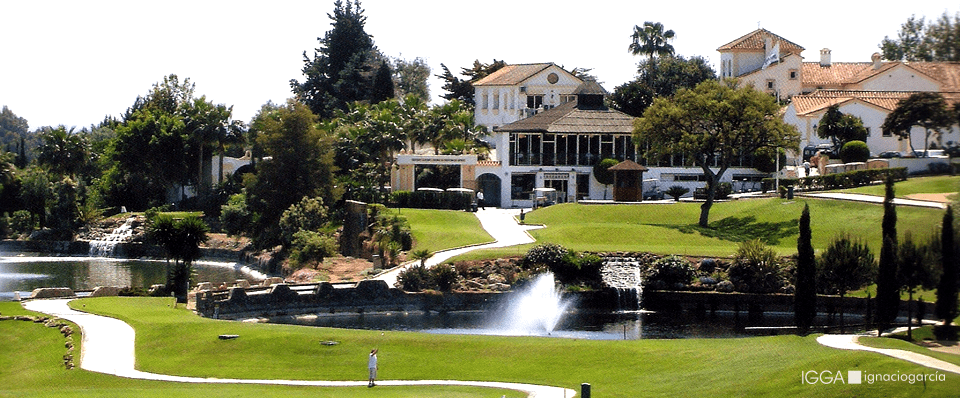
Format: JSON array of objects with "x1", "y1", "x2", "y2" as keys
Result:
[
  {"x1": 935, "y1": 206, "x2": 957, "y2": 339},
  {"x1": 876, "y1": 175, "x2": 900, "y2": 333},
  {"x1": 291, "y1": 0, "x2": 376, "y2": 118},
  {"x1": 795, "y1": 203, "x2": 817, "y2": 333}
]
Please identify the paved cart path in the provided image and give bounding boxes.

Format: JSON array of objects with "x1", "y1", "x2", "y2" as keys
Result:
[{"x1": 23, "y1": 298, "x2": 575, "y2": 398}]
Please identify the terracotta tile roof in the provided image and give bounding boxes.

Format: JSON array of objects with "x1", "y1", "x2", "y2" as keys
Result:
[
  {"x1": 608, "y1": 159, "x2": 648, "y2": 171},
  {"x1": 791, "y1": 90, "x2": 960, "y2": 116},
  {"x1": 716, "y1": 28, "x2": 804, "y2": 55},
  {"x1": 495, "y1": 101, "x2": 635, "y2": 134},
  {"x1": 801, "y1": 61, "x2": 960, "y2": 89},
  {"x1": 473, "y1": 63, "x2": 556, "y2": 86}
]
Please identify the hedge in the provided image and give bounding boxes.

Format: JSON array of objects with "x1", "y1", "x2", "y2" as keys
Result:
[
  {"x1": 390, "y1": 190, "x2": 474, "y2": 211},
  {"x1": 761, "y1": 167, "x2": 907, "y2": 192}
]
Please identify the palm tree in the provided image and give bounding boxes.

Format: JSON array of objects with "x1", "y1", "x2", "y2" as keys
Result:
[
  {"x1": 37, "y1": 126, "x2": 89, "y2": 178},
  {"x1": 628, "y1": 21, "x2": 676, "y2": 61}
]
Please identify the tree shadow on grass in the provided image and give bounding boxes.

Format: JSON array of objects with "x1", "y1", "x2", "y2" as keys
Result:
[{"x1": 658, "y1": 216, "x2": 799, "y2": 245}]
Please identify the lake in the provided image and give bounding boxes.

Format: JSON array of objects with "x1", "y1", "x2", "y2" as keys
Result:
[{"x1": 0, "y1": 253, "x2": 261, "y2": 301}]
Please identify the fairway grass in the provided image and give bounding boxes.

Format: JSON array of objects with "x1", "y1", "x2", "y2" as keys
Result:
[
  {"x1": 388, "y1": 208, "x2": 493, "y2": 253},
  {"x1": 11, "y1": 297, "x2": 951, "y2": 397},
  {"x1": 837, "y1": 175, "x2": 960, "y2": 198},
  {"x1": 520, "y1": 198, "x2": 945, "y2": 257}
]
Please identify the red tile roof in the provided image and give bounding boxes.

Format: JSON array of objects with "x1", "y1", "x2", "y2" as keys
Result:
[
  {"x1": 791, "y1": 90, "x2": 960, "y2": 116},
  {"x1": 495, "y1": 101, "x2": 635, "y2": 134},
  {"x1": 473, "y1": 63, "x2": 557, "y2": 86},
  {"x1": 716, "y1": 28, "x2": 804, "y2": 55}
]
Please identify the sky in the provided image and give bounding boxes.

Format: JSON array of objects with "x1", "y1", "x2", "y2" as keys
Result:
[{"x1": 3, "y1": 1, "x2": 958, "y2": 130}]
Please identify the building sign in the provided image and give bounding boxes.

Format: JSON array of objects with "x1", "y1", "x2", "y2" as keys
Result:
[
  {"x1": 543, "y1": 172, "x2": 571, "y2": 180},
  {"x1": 395, "y1": 154, "x2": 478, "y2": 165}
]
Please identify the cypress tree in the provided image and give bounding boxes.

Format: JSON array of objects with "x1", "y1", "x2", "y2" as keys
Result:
[
  {"x1": 370, "y1": 60, "x2": 395, "y2": 104},
  {"x1": 935, "y1": 206, "x2": 957, "y2": 338},
  {"x1": 876, "y1": 175, "x2": 900, "y2": 332},
  {"x1": 795, "y1": 203, "x2": 817, "y2": 333}
]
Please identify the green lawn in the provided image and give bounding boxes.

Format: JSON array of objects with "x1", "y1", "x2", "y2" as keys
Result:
[
  {"x1": 857, "y1": 335, "x2": 960, "y2": 367},
  {"x1": 520, "y1": 197, "x2": 945, "y2": 257},
  {"x1": 836, "y1": 175, "x2": 960, "y2": 198},
  {"x1": 3, "y1": 297, "x2": 955, "y2": 397},
  {"x1": 387, "y1": 208, "x2": 493, "y2": 253}
]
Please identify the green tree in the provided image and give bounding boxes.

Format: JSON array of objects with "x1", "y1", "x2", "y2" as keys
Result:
[
  {"x1": 291, "y1": 0, "x2": 376, "y2": 118},
  {"x1": 245, "y1": 100, "x2": 336, "y2": 247},
  {"x1": 795, "y1": 204, "x2": 817, "y2": 333},
  {"x1": 628, "y1": 21, "x2": 675, "y2": 60},
  {"x1": 898, "y1": 232, "x2": 938, "y2": 340},
  {"x1": 935, "y1": 206, "x2": 958, "y2": 337},
  {"x1": 634, "y1": 80, "x2": 800, "y2": 227},
  {"x1": 278, "y1": 196, "x2": 330, "y2": 248},
  {"x1": 370, "y1": 60, "x2": 395, "y2": 104},
  {"x1": 392, "y1": 57, "x2": 431, "y2": 101},
  {"x1": 881, "y1": 12, "x2": 960, "y2": 62},
  {"x1": 818, "y1": 234, "x2": 876, "y2": 331},
  {"x1": 148, "y1": 214, "x2": 209, "y2": 302},
  {"x1": 0, "y1": 106, "x2": 29, "y2": 167},
  {"x1": 37, "y1": 126, "x2": 89, "y2": 178},
  {"x1": 881, "y1": 92, "x2": 952, "y2": 156},
  {"x1": 817, "y1": 105, "x2": 868, "y2": 150},
  {"x1": 593, "y1": 158, "x2": 618, "y2": 200},
  {"x1": 876, "y1": 176, "x2": 900, "y2": 332},
  {"x1": 610, "y1": 55, "x2": 716, "y2": 117},
  {"x1": 436, "y1": 60, "x2": 506, "y2": 105}
]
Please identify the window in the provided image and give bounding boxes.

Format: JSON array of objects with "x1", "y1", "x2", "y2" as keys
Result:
[
  {"x1": 865, "y1": 127, "x2": 871, "y2": 137},
  {"x1": 526, "y1": 95, "x2": 543, "y2": 109},
  {"x1": 511, "y1": 174, "x2": 536, "y2": 200},
  {"x1": 789, "y1": 70, "x2": 798, "y2": 80},
  {"x1": 766, "y1": 80, "x2": 775, "y2": 89},
  {"x1": 882, "y1": 128, "x2": 892, "y2": 137}
]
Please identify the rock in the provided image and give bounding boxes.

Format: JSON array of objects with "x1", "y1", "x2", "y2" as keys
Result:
[
  {"x1": 218, "y1": 334, "x2": 240, "y2": 340},
  {"x1": 699, "y1": 277, "x2": 717, "y2": 285},
  {"x1": 90, "y1": 286, "x2": 121, "y2": 297},
  {"x1": 234, "y1": 279, "x2": 252, "y2": 288},
  {"x1": 195, "y1": 282, "x2": 214, "y2": 291},
  {"x1": 29, "y1": 287, "x2": 75, "y2": 299},
  {"x1": 698, "y1": 258, "x2": 718, "y2": 273},
  {"x1": 261, "y1": 277, "x2": 284, "y2": 287},
  {"x1": 716, "y1": 280, "x2": 735, "y2": 292}
]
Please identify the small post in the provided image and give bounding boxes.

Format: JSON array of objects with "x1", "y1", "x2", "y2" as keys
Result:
[{"x1": 581, "y1": 383, "x2": 591, "y2": 398}]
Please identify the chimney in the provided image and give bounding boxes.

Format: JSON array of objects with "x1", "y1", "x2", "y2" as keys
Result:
[
  {"x1": 872, "y1": 52, "x2": 882, "y2": 69},
  {"x1": 820, "y1": 48, "x2": 832, "y2": 67}
]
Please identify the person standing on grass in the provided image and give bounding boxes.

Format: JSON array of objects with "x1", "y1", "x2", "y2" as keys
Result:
[{"x1": 367, "y1": 348, "x2": 378, "y2": 387}]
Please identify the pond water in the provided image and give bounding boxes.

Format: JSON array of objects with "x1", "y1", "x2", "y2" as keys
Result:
[
  {"x1": 0, "y1": 253, "x2": 261, "y2": 301},
  {"x1": 263, "y1": 309, "x2": 836, "y2": 340}
]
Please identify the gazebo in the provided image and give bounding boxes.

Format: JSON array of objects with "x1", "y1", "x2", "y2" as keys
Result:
[{"x1": 608, "y1": 160, "x2": 648, "y2": 202}]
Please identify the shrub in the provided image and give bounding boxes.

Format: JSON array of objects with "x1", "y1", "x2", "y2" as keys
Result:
[
  {"x1": 288, "y1": 230, "x2": 337, "y2": 269},
  {"x1": 522, "y1": 243, "x2": 569, "y2": 269},
  {"x1": 728, "y1": 239, "x2": 784, "y2": 293},
  {"x1": 665, "y1": 186, "x2": 689, "y2": 201},
  {"x1": 642, "y1": 255, "x2": 695, "y2": 290},
  {"x1": 10, "y1": 210, "x2": 36, "y2": 235},
  {"x1": 716, "y1": 182, "x2": 733, "y2": 199},
  {"x1": 279, "y1": 196, "x2": 329, "y2": 247},
  {"x1": 397, "y1": 264, "x2": 430, "y2": 292},
  {"x1": 840, "y1": 140, "x2": 870, "y2": 163},
  {"x1": 220, "y1": 193, "x2": 251, "y2": 237},
  {"x1": 429, "y1": 264, "x2": 459, "y2": 292}
]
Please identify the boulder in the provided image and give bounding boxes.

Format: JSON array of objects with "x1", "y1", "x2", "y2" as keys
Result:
[
  {"x1": 29, "y1": 287, "x2": 75, "y2": 299},
  {"x1": 716, "y1": 280, "x2": 735, "y2": 293},
  {"x1": 234, "y1": 279, "x2": 252, "y2": 288},
  {"x1": 89, "y1": 286, "x2": 121, "y2": 297},
  {"x1": 195, "y1": 282, "x2": 214, "y2": 291}
]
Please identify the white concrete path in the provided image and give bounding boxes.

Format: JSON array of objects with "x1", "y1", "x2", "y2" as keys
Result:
[
  {"x1": 23, "y1": 298, "x2": 576, "y2": 397},
  {"x1": 801, "y1": 192, "x2": 947, "y2": 209},
  {"x1": 817, "y1": 334, "x2": 960, "y2": 375},
  {"x1": 376, "y1": 208, "x2": 542, "y2": 287}
]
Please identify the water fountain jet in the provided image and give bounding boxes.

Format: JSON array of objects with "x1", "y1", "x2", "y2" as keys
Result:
[{"x1": 487, "y1": 272, "x2": 572, "y2": 335}]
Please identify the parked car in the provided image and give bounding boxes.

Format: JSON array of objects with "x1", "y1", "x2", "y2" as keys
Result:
[{"x1": 877, "y1": 151, "x2": 901, "y2": 158}]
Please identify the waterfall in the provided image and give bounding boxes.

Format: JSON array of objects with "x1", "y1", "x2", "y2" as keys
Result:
[
  {"x1": 88, "y1": 216, "x2": 136, "y2": 257},
  {"x1": 601, "y1": 256, "x2": 643, "y2": 312}
]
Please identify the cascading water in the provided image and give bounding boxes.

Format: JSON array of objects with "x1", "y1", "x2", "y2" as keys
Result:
[
  {"x1": 601, "y1": 256, "x2": 643, "y2": 312},
  {"x1": 487, "y1": 272, "x2": 571, "y2": 335},
  {"x1": 88, "y1": 216, "x2": 137, "y2": 257}
]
